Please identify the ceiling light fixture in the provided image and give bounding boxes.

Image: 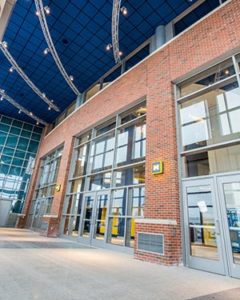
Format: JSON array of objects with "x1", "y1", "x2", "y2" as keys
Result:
[
  {"x1": 9, "y1": 66, "x2": 14, "y2": 73},
  {"x1": 0, "y1": 95, "x2": 4, "y2": 101},
  {"x1": 2, "y1": 41, "x2": 8, "y2": 48},
  {"x1": 106, "y1": 43, "x2": 113, "y2": 51},
  {"x1": 35, "y1": 10, "x2": 40, "y2": 16},
  {"x1": 69, "y1": 75, "x2": 74, "y2": 81},
  {"x1": 120, "y1": 6, "x2": 128, "y2": 16},
  {"x1": 48, "y1": 106, "x2": 51, "y2": 111},
  {"x1": 43, "y1": 48, "x2": 49, "y2": 55},
  {"x1": 44, "y1": 6, "x2": 50, "y2": 15},
  {"x1": 18, "y1": 110, "x2": 21, "y2": 114}
]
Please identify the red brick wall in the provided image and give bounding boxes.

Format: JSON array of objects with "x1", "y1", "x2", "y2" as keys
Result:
[{"x1": 22, "y1": 0, "x2": 240, "y2": 264}]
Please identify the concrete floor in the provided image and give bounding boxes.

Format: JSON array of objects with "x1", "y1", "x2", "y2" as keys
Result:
[{"x1": 0, "y1": 229, "x2": 240, "y2": 300}]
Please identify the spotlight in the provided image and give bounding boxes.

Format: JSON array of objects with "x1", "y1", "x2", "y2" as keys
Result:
[
  {"x1": 9, "y1": 66, "x2": 14, "y2": 73},
  {"x1": 119, "y1": 50, "x2": 123, "y2": 56},
  {"x1": 42, "y1": 93, "x2": 46, "y2": 98},
  {"x1": 69, "y1": 75, "x2": 74, "y2": 81},
  {"x1": 224, "y1": 69, "x2": 230, "y2": 75},
  {"x1": 0, "y1": 95, "x2": 4, "y2": 101},
  {"x1": 18, "y1": 110, "x2": 21, "y2": 114},
  {"x1": 35, "y1": 10, "x2": 40, "y2": 16},
  {"x1": 2, "y1": 41, "x2": 8, "y2": 48},
  {"x1": 29, "y1": 112, "x2": 33, "y2": 116},
  {"x1": 106, "y1": 44, "x2": 112, "y2": 51},
  {"x1": 120, "y1": 6, "x2": 128, "y2": 16},
  {"x1": 36, "y1": 121, "x2": 39, "y2": 125},
  {"x1": 44, "y1": 6, "x2": 51, "y2": 15},
  {"x1": 43, "y1": 48, "x2": 49, "y2": 55},
  {"x1": 48, "y1": 106, "x2": 51, "y2": 111}
]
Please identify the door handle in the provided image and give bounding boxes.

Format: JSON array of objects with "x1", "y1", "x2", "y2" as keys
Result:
[{"x1": 215, "y1": 219, "x2": 220, "y2": 235}]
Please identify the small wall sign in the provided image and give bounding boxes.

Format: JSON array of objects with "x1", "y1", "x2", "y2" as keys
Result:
[
  {"x1": 55, "y1": 184, "x2": 61, "y2": 192},
  {"x1": 152, "y1": 161, "x2": 164, "y2": 175}
]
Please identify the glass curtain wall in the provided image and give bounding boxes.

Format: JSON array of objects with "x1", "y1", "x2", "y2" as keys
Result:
[
  {"x1": 62, "y1": 102, "x2": 146, "y2": 247},
  {"x1": 27, "y1": 146, "x2": 63, "y2": 227},
  {"x1": 177, "y1": 53, "x2": 240, "y2": 263},
  {"x1": 0, "y1": 114, "x2": 42, "y2": 226},
  {"x1": 177, "y1": 56, "x2": 240, "y2": 177}
]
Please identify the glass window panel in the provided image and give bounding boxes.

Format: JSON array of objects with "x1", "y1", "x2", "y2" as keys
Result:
[
  {"x1": 21, "y1": 129, "x2": 31, "y2": 138},
  {"x1": 109, "y1": 217, "x2": 125, "y2": 246},
  {"x1": 115, "y1": 165, "x2": 145, "y2": 187},
  {"x1": 28, "y1": 141, "x2": 39, "y2": 153},
  {"x1": 129, "y1": 187, "x2": 145, "y2": 217},
  {"x1": 184, "y1": 144, "x2": 240, "y2": 177},
  {"x1": 0, "y1": 124, "x2": 10, "y2": 133},
  {"x1": 111, "y1": 189, "x2": 127, "y2": 216},
  {"x1": 10, "y1": 127, "x2": 21, "y2": 135},
  {"x1": 179, "y1": 59, "x2": 235, "y2": 97},
  {"x1": 222, "y1": 182, "x2": 240, "y2": 265},
  {"x1": 120, "y1": 103, "x2": 146, "y2": 124},
  {"x1": 17, "y1": 137, "x2": 28, "y2": 151},
  {"x1": 187, "y1": 186, "x2": 219, "y2": 260},
  {"x1": 5, "y1": 135, "x2": 18, "y2": 148},
  {"x1": 73, "y1": 144, "x2": 89, "y2": 177},
  {"x1": 0, "y1": 131, "x2": 7, "y2": 144},
  {"x1": 180, "y1": 82, "x2": 240, "y2": 151},
  {"x1": 70, "y1": 179, "x2": 84, "y2": 193},
  {"x1": 89, "y1": 172, "x2": 111, "y2": 191}
]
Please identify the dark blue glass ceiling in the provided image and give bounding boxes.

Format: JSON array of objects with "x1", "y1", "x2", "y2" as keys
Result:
[{"x1": 0, "y1": 0, "x2": 200, "y2": 124}]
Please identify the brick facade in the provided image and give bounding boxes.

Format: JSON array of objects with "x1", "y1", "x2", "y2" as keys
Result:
[{"x1": 20, "y1": 0, "x2": 240, "y2": 265}]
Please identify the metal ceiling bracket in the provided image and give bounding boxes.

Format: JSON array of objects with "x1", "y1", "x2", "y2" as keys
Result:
[
  {"x1": 112, "y1": 0, "x2": 122, "y2": 63},
  {"x1": 0, "y1": 89, "x2": 48, "y2": 125},
  {"x1": 35, "y1": 0, "x2": 81, "y2": 96},
  {"x1": 0, "y1": 41, "x2": 60, "y2": 112}
]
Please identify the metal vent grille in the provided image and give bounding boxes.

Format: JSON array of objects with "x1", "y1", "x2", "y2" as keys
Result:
[{"x1": 137, "y1": 233, "x2": 164, "y2": 255}]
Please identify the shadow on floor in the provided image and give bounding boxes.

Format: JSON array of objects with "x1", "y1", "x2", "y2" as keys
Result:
[
  {"x1": 0, "y1": 240, "x2": 93, "y2": 249},
  {"x1": 189, "y1": 287, "x2": 240, "y2": 300}
]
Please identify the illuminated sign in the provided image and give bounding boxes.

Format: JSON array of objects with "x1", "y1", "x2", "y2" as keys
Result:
[{"x1": 152, "y1": 161, "x2": 164, "y2": 175}]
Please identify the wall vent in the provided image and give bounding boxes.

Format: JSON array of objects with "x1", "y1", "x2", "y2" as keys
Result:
[{"x1": 137, "y1": 233, "x2": 164, "y2": 255}]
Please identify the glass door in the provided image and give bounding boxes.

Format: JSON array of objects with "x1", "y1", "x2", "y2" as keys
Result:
[
  {"x1": 32, "y1": 198, "x2": 47, "y2": 229},
  {"x1": 217, "y1": 174, "x2": 240, "y2": 278},
  {"x1": 182, "y1": 178, "x2": 226, "y2": 274},
  {"x1": 81, "y1": 191, "x2": 110, "y2": 244}
]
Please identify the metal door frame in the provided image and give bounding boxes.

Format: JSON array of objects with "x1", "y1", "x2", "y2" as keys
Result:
[
  {"x1": 79, "y1": 190, "x2": 110, "y2": 245},
  {"x1": 182, "y1": 177, "x2": 226, "y2": 275},
  {"x1": 217, "y1": 173, "x2": 240, "y2": 278},
  {"x1": 31, "y1": 197, "x2": 47, "y2": 229}
]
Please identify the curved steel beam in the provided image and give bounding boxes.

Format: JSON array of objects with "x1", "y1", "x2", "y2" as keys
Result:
[
  {"x1": 0, "y1": 89, "x2": 48, "y2": 126},
  {"x1": 35, "y1": 0, "x2": 80, "y2": 96},
  {"x1": 112, "y1": 0, "x2": 122, "y2": 63},
  {"x1": 0, "y1": 42, "x2": 60, "y2": 112}
]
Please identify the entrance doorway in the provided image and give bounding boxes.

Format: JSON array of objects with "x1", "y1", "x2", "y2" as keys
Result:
[
  {"x1": 80, "y1": 190, "x2": 110, "y2": 246},
  {"x1": 182, "y1": 174, "x2": 240, "y2": 278},
  {"x1": 31, "y1": 198, "x2": 47, "y2": 229}
]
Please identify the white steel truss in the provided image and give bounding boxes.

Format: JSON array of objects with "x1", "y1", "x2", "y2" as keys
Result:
[
  {"x1": 0, "y1": 42, "x2": 59, "y2": 112},
  {"x1": 0, "y1": 89, "x2": 48, "y2": 126},
  {"x1": 112, "y1": 0, "x2": 122, "y2": 63},
  {"x1": 35, "y1": 0, "x2": 80, "y2": 96}
]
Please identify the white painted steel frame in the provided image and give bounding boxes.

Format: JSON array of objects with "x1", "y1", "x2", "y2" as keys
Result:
[
  {"x1": 0, "y1": 42, "x2": 59, "y2": 112},
  {"x1": 35, "y1": 0, "x2": 80, "y2": 96},
  {"x1": 0, "y1": 89, "x2": 48, "y2": 125}
]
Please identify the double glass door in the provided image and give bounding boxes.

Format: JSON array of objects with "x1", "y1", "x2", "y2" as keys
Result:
[
  {"x1": 80, "y1": 191, "x2": 109, "y2": 244},
  {"x1": 183, "y1": 174, "x2": 240, "y2": 278}
]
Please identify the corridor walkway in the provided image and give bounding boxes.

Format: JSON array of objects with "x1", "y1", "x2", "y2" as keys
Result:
[{"x1": 0, "y1": 228, "x2": 239, "y2": 300}]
